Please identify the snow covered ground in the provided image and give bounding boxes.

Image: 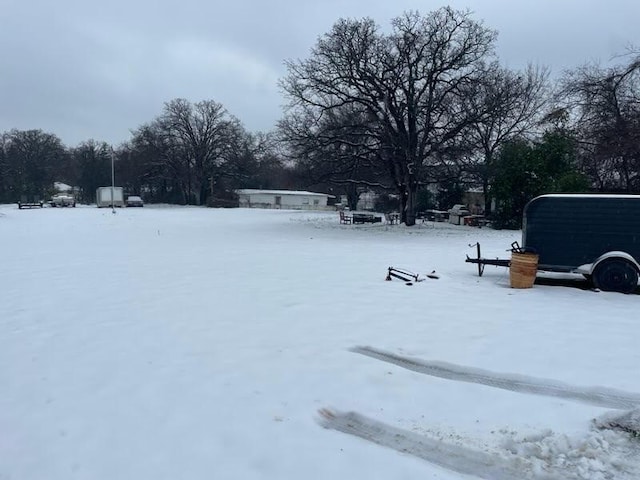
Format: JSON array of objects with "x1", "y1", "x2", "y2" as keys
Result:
[{"x1": 1, "y1": 204, "x2": 639, "y2": 479}]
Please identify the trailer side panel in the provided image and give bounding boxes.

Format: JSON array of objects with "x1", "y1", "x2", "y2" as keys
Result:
[
  {"x1": 96, "y1": 187, "x2": 125, "y2": 208},
  {"x1": 523, "y1": 195, "x2": 640, "y2": 272}
]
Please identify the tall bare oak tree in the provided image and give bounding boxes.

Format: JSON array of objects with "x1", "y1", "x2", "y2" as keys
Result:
[{"x1": 280, "y1": 7, "x2": 497, "y2": 225}]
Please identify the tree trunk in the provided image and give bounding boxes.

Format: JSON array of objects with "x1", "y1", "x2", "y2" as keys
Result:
[
  {"x1": 398, "y1": 184, "x2": 408, "y2": 224},
  {"x1": 199, "y1": 182, "x2": 208, "y2": 206},
  {"x1": 346, "y1": 184, "x2": 359, "y2": 211},
  {"x1": 404, "y1": 180, "x2": 417, "y2": 226},
  {"x1": 181, "y1": 183, "x2": 189, "y2": 205},
  {"x1": 483, "y1": 179, "x2": 491, "y2": 216}
]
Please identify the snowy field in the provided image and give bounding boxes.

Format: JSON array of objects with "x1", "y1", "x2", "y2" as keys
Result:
[{"x1": 1, "y1": 204, "x2": 639, "y2": 479}]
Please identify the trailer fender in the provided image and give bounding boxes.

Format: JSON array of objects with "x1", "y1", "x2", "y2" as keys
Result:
[
  {"x1": 589, "y1": 252, "x2": 640, "y2": 293},
  {"x1": 589, "y1": 251, "x2": 640, "y2": 276}
]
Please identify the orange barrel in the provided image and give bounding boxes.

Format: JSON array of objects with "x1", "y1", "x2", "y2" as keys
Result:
[{"x1": 509, "y1": 252, "x2": 539, "y2": 288}]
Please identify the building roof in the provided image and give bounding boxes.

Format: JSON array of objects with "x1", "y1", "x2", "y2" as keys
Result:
[
  {"x1": 236, "y1": 189, "x2": 333, "y2": 197},
  {"x1": 537, "y1": 194, "x2": 640, "y2": 199},
  {"x1": 54, "y1": 181, "x2": 73, "y2": 192}
]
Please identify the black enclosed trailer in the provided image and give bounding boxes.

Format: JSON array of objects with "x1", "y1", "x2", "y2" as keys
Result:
[
  {"x1": 523, "y1": 194, "x2": 640, "y2": 292},
  {"x1": 467, "y1": 194, "x2": 640, "y2": 293}
]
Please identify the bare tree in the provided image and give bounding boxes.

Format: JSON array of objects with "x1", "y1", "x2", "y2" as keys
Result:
[
  {"x1": 70, "y1": 140, "x2": 112, "y2": 202},
  {"x1": 560, "y1": 52, "x2": 640, "y2": 192},
  {"x1": 0, "y1": 133, "x2": 8, "y2": 202},
  {"x1": 129, "y1": 121, "x2": 192, "y2": 203},
  {"x1": 279, "y1": 104, "x2": 384, "y2": 210},
  {"x1": 131, "y1": 99, "x2": 246, "y2": 205},
  {"x1": 461, "y1": 63, "x2": 550, "y2": 214},
  {"x1": 160, "y1": 99, "x2": 242, "y2": 204},
  {"x1": 280, "y1": 8, "x2": 497, "y2": 225},
  {"x1": 3, "y1": 129, "x2": 66, "y2": 201}
]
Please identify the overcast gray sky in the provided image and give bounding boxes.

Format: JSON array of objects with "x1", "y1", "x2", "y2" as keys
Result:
[{"x1": 1, "y1": 0, "x2": 639, "y2": 147}]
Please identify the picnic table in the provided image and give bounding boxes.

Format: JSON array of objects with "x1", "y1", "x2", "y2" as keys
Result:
[
  {"x1": 463, "y1": 215, "x2": 488, "y2": 227},
  {"x1": 18, "y1": 195, "x2": 44, "y2": 209},
  {"x1": 352, "y1": 212, "x2": 382, "y2": 224}
]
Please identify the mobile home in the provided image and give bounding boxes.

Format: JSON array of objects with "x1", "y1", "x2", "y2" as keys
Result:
[{"x1": 236, "y1": 189, "x2": 333, "y2": 210}]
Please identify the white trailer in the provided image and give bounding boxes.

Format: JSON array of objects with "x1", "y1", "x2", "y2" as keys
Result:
[{"x1": 96, "y1": 187, "x2": 125, "y2": 208}]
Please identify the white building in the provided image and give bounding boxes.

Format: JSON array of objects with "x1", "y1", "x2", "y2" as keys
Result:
[{"x1": 236, "y1": 189, "x2": 334, "y2": 210}]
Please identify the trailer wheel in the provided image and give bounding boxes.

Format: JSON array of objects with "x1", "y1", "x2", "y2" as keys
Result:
[{"x1": 592, "y1": 259, "x2": 639, "y2": 294}]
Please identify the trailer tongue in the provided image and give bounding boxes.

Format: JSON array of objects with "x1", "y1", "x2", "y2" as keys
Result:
[{"x1": 465, "y1": 242, "x2": 511, "y2": 277}]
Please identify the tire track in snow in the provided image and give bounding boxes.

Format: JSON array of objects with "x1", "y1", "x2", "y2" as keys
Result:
[
  {"x1": 318, "y1": 409, "x2": 562, "y2": 480},
  {"x1": 351, "y1": 346, "x2": 640, "y2": 409}
]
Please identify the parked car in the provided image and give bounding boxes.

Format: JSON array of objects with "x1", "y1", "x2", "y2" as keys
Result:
[
  {"x1": 50, "y1": 193, "x2": 76, "y2": 207},
  {"x1": 126, "y1": 195, "x2": 144, "y2": 207}
]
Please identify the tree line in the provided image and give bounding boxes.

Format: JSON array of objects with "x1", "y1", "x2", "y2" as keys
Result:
[
  {"x1": 0, "y1": 99, "x2": 289, "y2": 206},
  {"x1": 1, "y1": 7, "x2": 639, "y2": 227}
]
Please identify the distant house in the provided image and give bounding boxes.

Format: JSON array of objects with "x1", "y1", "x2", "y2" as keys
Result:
[
  {"x1": 236, "y1": 189, "x2": 334, "y2": 210},
  {"x1": 338, "y1": 190, "x2": 381, "y2": 211}
]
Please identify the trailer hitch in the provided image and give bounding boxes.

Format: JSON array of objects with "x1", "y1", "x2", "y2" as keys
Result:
[{"x1": 465, "y1": 243, "x2": 511, "y2": 277}]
